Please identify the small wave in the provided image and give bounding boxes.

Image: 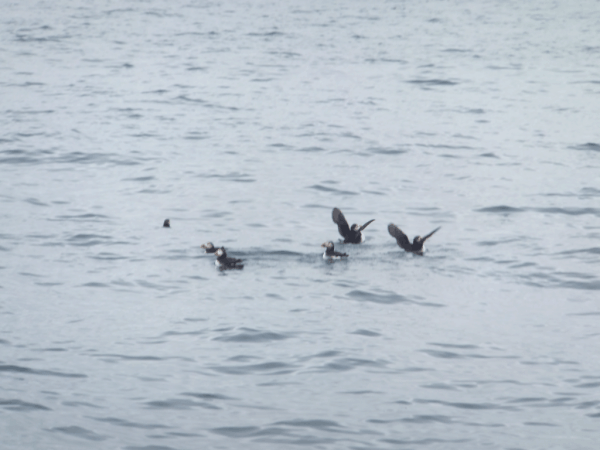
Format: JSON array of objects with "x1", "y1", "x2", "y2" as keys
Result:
[
  {"x1": 273, "y1": 419, "x2": 342, "y2": 429},
  {"x1": 93, "y1": 354, "x2": 166, "y2": 361},
  {"x1": 581, "y1": 187, "x2": 600, "y2": 198},
  {"x1": 420, "y1": 350, "x2": 465, "y2": 359},
  {"x1": 350, "y1": 329, "x2": 380, "y2": 337},
  {"x1": 15, "y1": 33, "x2": 71, "y2": 43},
  {"x1": 247, "y1": 31, "x2": 285, "y2": 37},
  {"x1": 559, "y1": 280, "x2": 600, "y2": 291},
  {"x1": 211, "y1": 426, "x2": 261, "y2": 438},
  {"x1": 213, "y1": 327, "x2": 292, "y2": 343},
  {"x1": 0, "y1": 364, "x2": 86, "y2": 378},
  {"x1": 558, "y1": 247, "x2": 600, "y2": 256},
  {"x1": 429, "y1": 342, "x2": 479, "y2": 349},
  {"x1": 48, "y1": 426, "x2": 107, "y2": 441},
  {"x1": 476, "y1": 205, "x2": 600, "y2": 217},
  {"x1": 575, "y1": 381, "x2": 600, "y2": 389},
  {"x1": 398, "y1": 414, "x2": 453, "y2": 424},
  {"x1": 476, "y1": 238, "x2": 520, "y2": 247},
  {"x1": 369, "y1": 147, "x2": 408, "y2": 155},
  {"x1": 161, "y1": 330, "x2": 206, "y2": 337},
  {"x1": 80, "y1": 282, "x2": 110, "y2": 288},
  {"x1": 346, "y1": 289, "x2": 410, "y2": 304},
  {"x1": 316, "y1": 357, "x2": 387, "y2": 372},
  {"x1": 211, "y1": 361, "x2": 296, "y2": 375},
  {"x1": 262, "y1": 250, "x2": 305, "y2": 258},
  {"x1": 25, "y1": 198, "x2": 48, "y2": 207},
  {"x1": 181, "y1": 392, "x2": 233, "y2": 401},
  {"x1": 365, "y1": 57, "x2": 407, "y2": 64},
  {"x1": 90, "y1": 253, "x2": 127, "y2": 261},
  {"x1": 308, "y1": 185, "x2": 358, "y2": 195},
  {"x1": 54, "y1": 213, "x2": 110, "y2": 221},
  {"x1": 123, "y1": 176, "x2": 155, "y2": 182},
  {"x1": 533, "y1": 207, "x2": 600, "y2": 217},
  {"x1": 407, "y1": 79, "x2": 458, "y2": 86},
  {"x1": 415, "y1": 399, "x2": 517, "y2": 411},
  {"x1": 475, "y1": 205, "x2": 525, "y2": 214},
  {"x1": 298, "y1": 146, "x2": 325, "y2": 152},
  {"x1": 145, "y1": 398, "x2": 220, "y2": 411},
  {"x1": 125, "y1": 446, "x2": 180, "y2": 450},
  {"x1": 571, "y1": 142, "x2": 600, "y2": 152},
  {"x1": 202, "y1": 172, "x2": 255, "y2": 183},
  {"x1": 0, "y1": 399, "x2": 51, "y2": 411},
  {"x1": 93, "y1": 416, "x2": 169, "y2": 429},
  {"x1": 55, "y1": 152, "x2": 143, "y2": 166},
  {"x1": 0, "y1": 150, "x2": 140, "y2": 166},
  {"x1": 68, "y1": 234, "x2": 113, "y2": 246}
]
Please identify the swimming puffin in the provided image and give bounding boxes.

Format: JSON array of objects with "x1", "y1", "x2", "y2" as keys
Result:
[
  {"x1": 321, "y1": 241, "x2": 348, "y2": 260},
  {"x1": 200, "y1": 242, "x2": 218, "y2": 253},
  {"x1": 214, "y1": 247, "x2": 244, "y2": 269},
  {"x1": 163, "y1": 219, "x2": 170, "y2": 228},
  {"x1": 388, "y1": 223, "x2": 440, "y2": 255},
  {"x1": 332, "y1": 208, "x2": 375, "y2": 244}
]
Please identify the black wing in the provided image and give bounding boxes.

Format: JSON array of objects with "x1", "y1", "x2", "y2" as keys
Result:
[
  {"x1": 332, "y1": 208, "x2": 351, "y2": 239},
  {"x1": 422, "y1": 227, "x2": 441, "y2": 243},
  {"x1": 388, "y1": 223, "x2": 411, "y2": 252},
  {"x1": 358, "y1": 219, "x2": 375, "y2": 233}
]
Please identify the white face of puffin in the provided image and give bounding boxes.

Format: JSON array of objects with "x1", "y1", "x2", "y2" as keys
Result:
[
  {"x1": 321, "y1": 241, "x2": 334, "y2": 259},
  {"x1": 215, "y1": 248, "x2": 224, "y2": 257}
]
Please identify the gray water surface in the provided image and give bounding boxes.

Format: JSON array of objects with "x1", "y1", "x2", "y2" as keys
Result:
[{"x1": 1, "y1": 1, "x2": 600, "y2": 449}]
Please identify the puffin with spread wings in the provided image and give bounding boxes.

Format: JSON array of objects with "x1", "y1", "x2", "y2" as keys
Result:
[
  {"x1": 332, "y1": 208, "x2": 375, "y2": 244},
  {"x1": 388, "y1": 223, "x2": 440, "y2": 255}
]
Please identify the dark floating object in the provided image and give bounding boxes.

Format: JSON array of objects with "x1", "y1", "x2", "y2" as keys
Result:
[
  {"x1": 214, "y1": 247, "x2": 244, "y2": 270},
  {"x1": 332, "y1": 207, "x2": 375, "y2": 244},
  {"x1": 388, "y1": 223, "x2": 440, "y2": 256},
  {"x1": 321, "y1": 241, "x2": 348, "y2": 260},
  {"x1": 200, "y1": 242, "x2": 217, "y2": 253},
  {"x1": 163, "y1": 219, "x2": 170, "y2": 228}
]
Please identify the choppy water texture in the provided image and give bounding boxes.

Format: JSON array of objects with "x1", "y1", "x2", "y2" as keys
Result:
[{"x1": 1, "y1": 1, "x2": 600, "y2": 449}]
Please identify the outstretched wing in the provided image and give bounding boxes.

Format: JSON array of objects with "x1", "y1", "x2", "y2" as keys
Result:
[
  {"x1": 332, "y1": 208, "x2": 351, "y2": 239},
  {"x1": 388, "y1": 223, "x2": 411, "y2": 251},
  {"x1": 358, "y1": 219, "x2": 375, "y2": 233},
  {"x1": 422, "y1": 227, "x2": 441, "y2": 242}
]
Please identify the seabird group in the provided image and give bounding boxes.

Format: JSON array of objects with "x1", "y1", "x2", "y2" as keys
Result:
[{"x1": 163, "y1": 207, "x2": 440, "y2": 269}]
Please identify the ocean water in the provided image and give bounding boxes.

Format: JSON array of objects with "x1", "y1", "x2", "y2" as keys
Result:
[{"x1": 1, "y1": 0, "x2": 600, "y2": 449}]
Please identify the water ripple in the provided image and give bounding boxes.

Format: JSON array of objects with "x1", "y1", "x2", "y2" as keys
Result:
[
  {"x1": 145, "y1": 398, "x2": 220, "y2": 411},
  {"x1": 48, "y1": 426, "x2": 107, "y2": 441},
  {"x1": 0, "y1": 364, "x2": 86, "y2": 378},
  {"x1": 213, "y1": 327, "x2": 293, "y2": 343},
  {"x1": 211, "y1": 361, "x2": 297, "y2": 376},
  {"x1": 571, "y1": 142, "x2": 600, "y2": 152},
  {"x1": 93, "y1": 416, "x2": 169, "y2": 429},
  {"x1": 308, "y1": 184, "x2": 358, "y2": 196},
  {"x1": 476, "y1": 205, "x2": 600, "y2": 217},
  {"x1": 0, "y1": 399, "x2": 51, "y2": 411}
]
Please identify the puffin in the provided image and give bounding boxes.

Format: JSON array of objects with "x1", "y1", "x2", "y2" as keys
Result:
[
  {"x1": 332, "y1": 208, "x2": 375, "y2": 244},
  {"x1": 321, "y1": 241, "x2": 348, "y2": 260},
  {"x1": 388, "y1": 223, "x2": 440, "y2": 255},
  {"x1": 163, "y1": 219, "x2": 170, "y2": 228},
  {"x1": 214, "y1": 247, "x2": 244, "y2": 270},
  {"x1": 200, "y1": 242, "x2": 218, "y2": 253}
]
